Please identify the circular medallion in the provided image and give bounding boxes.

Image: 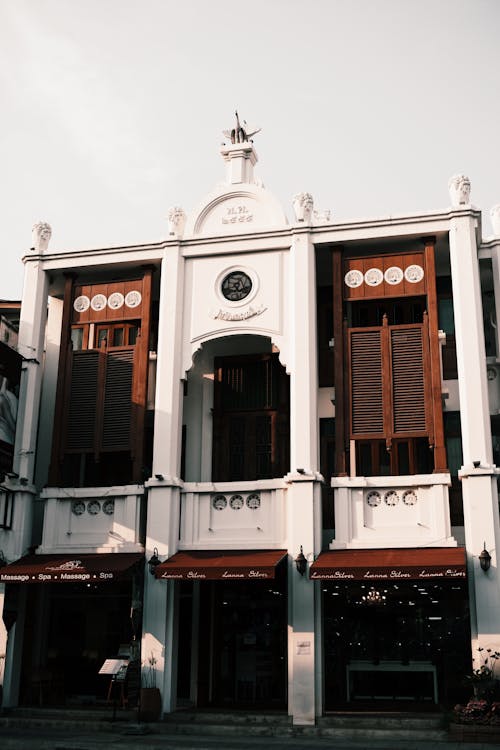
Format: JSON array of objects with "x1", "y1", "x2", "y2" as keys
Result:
[
  {"x1": 125, "y1": 290, "x2": 142, "y2": 308},
  {"x1": 384, "y1": 490, "x2": 400, "y2": 506},
  {"x1": 344, "y1": 269, "x2": 364, "y2": 289},
  {"x1": 364, "y1": 268, "x2": 383, "y2": 287},
  {"x1": 366, "y1": 490, "x2": 382, "y2": 507},
  {"x1": 87, "y1": 500, "x2": 101, "y2": 515},
  {"x1": 71, "y1": 500, "x2": 86, "y2": 516},
  {"x1": 108, "y1": 292, "x2": 124, "y2": 310},
  {"x1": 91, "y1": 294, "x2": 107, "y2": 312},
  {"x1": 212, "y1": 494, "x2": 227, "y2": 511},
  {"x1": 229, "y1": 494, "x2": 244, "y2": 510},
  {"x1": 73, "y1": 295, "x2": 90, "y2": 313},
  {"x1": 384, "y1": 266, "x2": 404, "y2": 285},
  {"x1": 221, "y1": 271, "x2": 252, "y2": 302},
  {"x1": 402, "y1": 490, "x2": 418, "y2": 506},
  {"x1": 404, "y1": 264, "x2": 424, "y2": 283},
  {"x1": 246, "y1": 493, "x2": 261, "y2": 510},
  {"x1": 103, "y1": 498, "x2": 115, "y2": 515},
  {"x1": 487, "y1": 367, "x2": 497, "y2": 381}
]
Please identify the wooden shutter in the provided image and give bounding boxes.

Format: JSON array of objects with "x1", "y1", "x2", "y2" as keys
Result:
[
  {"x1": 391, "y1": 326, "x2": 426, "y2": 434},
  {"x1": 66, "y1": 351, "x2": 99, "y2": 451},
  {"x1": 102, "y1": 349, "x2": 135, "y2": 451},
  {"x1": 349, "y1": 329, "x2": 384, "y2": 436}
]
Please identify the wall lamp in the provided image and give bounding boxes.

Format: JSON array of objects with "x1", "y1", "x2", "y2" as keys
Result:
[
  {"x1": 148, "y1": 547, "x2": 161, "y2": 577},
  {"x1": 479, "y1": 543, "x2": 492, "y2": 573},
  {"x1": 295, "y1": 546, "x2": 307, "y2": 576}
]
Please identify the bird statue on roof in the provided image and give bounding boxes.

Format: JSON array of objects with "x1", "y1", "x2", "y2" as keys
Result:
[{"x1": 223, "y1": 111, "x2": 261, "y2": 144}]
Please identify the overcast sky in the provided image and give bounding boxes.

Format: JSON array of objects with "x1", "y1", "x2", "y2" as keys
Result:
[{"x1": 1, "y1": 0, "x2": 499, "y2": 300}]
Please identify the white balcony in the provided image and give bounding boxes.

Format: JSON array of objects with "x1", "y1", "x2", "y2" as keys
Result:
[
  {"x1": 330, "y1": 473, "x2": 456, "y2": 549},
  {"x1": 179, "y1": 479, "x2": 288, "y2": 549},
  {"x1": 38, "y1": 485, "x2": 145, "y2": 553}
]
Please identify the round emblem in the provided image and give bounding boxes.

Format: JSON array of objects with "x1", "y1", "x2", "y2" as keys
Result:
[
  {"x1": 91, "y1": 294, "x2": 107, "y2": 311},
  {"x1": 246, "y1": 493, "x2": 261, "y2": 510},
  {"x1": 108, "y1": 292, "x2": 124, "y2": 310},
  {"x1": 384, "y1": 490, "x2": 400, "y2": 506},
  {"x1": 212, "y1": 494, "x2": 227, "y2": 511},
  {"x1": 402, "y1": 490, "x2": 418, "y2": 506},
  {"x1": 404, "y1": 264, "x2": 424, "y2": 283},
  {"x1": 103, "y1": 498, "x2": 115, "y2": 515},
  {"x1": 344, "y1": 269, "x2": 364, "y2": 288},
  {"x1": 366, "y1": 491, "x2": 382, "y2": 507},
  {"x1": 71, "y1": 500, "x2": 86, "y2": 516},
  {"x1": 384, "y1": 266, "x2": 404, "y2": 285},
  {"x1": 125, "y1": 290, "x2": 142, "y2": 308},
  {"x1": 221, "y1": 271, "x2": 252, "y2": 301},
  {"x1": 87, "y1": 500, "x2": 101, "y2": 515},
  {"x1": 73, "y1": 295, "x2": 90, "y2": 313},
  {"x1": 364, "y1": 268, "x2": 383, "y2": 287},
  {"x1": 229, "y1": 494, "x2": 244, "y2": 510}
]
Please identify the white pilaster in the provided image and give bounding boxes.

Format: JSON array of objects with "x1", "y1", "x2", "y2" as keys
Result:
[
  {"x1": 14, "y1": 259, "x2": 49, "y2": 483},
  {"x1": 152, "y1": 246, "x2": 185, "y2": 478},
  {"x1": 449, "y1": 213, "x2": 500, "y2": 654}
]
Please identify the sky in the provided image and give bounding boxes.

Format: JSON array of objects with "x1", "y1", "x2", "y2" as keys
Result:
[{"x1": 1, "y1": 0, "x2": 499, "y2": 301}]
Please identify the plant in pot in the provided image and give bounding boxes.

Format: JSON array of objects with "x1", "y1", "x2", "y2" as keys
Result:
[{"x1": 139, "y1": 651, "x2": 162, "y2": 722}]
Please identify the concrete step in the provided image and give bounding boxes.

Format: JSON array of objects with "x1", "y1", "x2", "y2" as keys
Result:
[{"x1": 0, "y1": 707, "x2": 449, "y2": 742}]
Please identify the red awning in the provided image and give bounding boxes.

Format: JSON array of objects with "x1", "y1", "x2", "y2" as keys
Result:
[
  {"x1": 0, "y1": 552, "x2": 143, "y2": 584},
  {"x1": 309, "y1": 547, "x2": 466, "y2": 581},
  {"x1": 155, "y1": 549, "x2": 287, "y2": 581}
]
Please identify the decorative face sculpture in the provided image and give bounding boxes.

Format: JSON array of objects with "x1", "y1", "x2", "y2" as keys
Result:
[
  {"x1": 31, "y1": 221, "x2": 52, "y2": 252},
  {"x1": 293, "y1": 192, "x2": 314, "y2": 222},
  {"x1": 167, "y1": 206, "x2": 186, "y2": 237},
  {"x1": 448, "y1": 174, "x2": 471, "y2": 207}
]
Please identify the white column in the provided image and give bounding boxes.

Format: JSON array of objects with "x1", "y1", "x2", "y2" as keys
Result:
[
  {"x1": 449, "y1": 213, "x2": 500, "y2": 655},
  {"x1": 143, "y1": 244, "x2": 185, "y2": 714},
  {"x1": 14, "y1": 259, "x2": 49, "y2": 484},
  {"x1": 286, "y1": 229, "x2": 320, "y2": 724}
]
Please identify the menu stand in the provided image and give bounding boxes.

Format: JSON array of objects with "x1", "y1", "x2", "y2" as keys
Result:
[{"x1": 99, "y1": 658, "x2": 129, "y2": 721}]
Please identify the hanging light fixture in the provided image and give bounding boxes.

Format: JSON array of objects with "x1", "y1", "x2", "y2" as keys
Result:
[
  {"x1": 479, "y1": 543, "x2": 491, "y2": 572},
  {"x1": 295, "y1": 546, "x2": 307, "y2": 576},
  {"x1": 148, "y1": 547, "x2": 161, "y2": 577}
]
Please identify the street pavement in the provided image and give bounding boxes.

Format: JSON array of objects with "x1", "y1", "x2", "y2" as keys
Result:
[{"x1": 1, "y1": 725, "x2": 500, "y2": 750}]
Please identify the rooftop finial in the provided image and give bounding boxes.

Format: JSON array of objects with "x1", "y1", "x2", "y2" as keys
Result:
[{"x1": 223, "y1": 111, "x2": 261, "y2": 144}]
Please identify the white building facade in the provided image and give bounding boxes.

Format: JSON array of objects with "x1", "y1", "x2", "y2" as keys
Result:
[{"x1": 1, "y1": 123, "x2": 500, "y2": 723}]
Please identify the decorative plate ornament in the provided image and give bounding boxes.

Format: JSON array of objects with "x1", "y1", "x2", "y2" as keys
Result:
[
  {"x1": 402, "y1": 490, "x2": 418, "y2": 506},
  {"x1": 108, "y1": 292, "x2": 124, "y2": 310},
  {"x1": 366, "y1": 490, "x2": 382, "y2": 507},
  {"x1": 344, "y1": 269, "x2": 364, "y2": 288},
  {"x1": 229, "y1": 494, "x2": 244, "y2": 510},
  {"x1": 71, "y1": 500, "x2": 86, "y2": 516},
  {"x1": 125, "y1": 290, "x2": 142, "y2": 308},
  {"x1": 384, "y1": 490, "x2": 400, "y2": 506},
  {"x1": 212, "y1": 494, "x2": 227, "y2": 511},
  {"x1": 364, "y1": 268, "x2": 384, "y2": 287},
  {"x1": 246, "y1": 493, "x2": 261, "y2": 510},
  {"x1": 87, "y1": 500, "x2": 101, "y2": 515},
  {"x1": 221, "y1": 271, "x2": 252, "y2": 302},
  {"x1": 91, "y1": 294, "x2": 107, "y2": 312},
  {"x1": 384, "y1": 266, "x2": 404, "y2": 285},
  {"x1": 103, "y1": 498, "x2": 115, "y2": 515},
  {"x1": 73, "y1": 295, "x2": 90, "y2": 313},
  {"x1": 404, "y1": 264, "x2": 424, "y2": 283}
]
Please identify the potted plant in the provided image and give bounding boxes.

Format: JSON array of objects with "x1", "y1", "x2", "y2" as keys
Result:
[
  {"x1": 139, "y1": 651, "x2": 162, "y2": 721},
  {"x1": 451, "y1": 648, "x2": 500, "y2": 741},
  {"x1": 467, "y1": 647, "x2": 499, "y2": 699}
]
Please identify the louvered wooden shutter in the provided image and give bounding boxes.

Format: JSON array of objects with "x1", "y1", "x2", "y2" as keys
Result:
[
  {"x1": 391, "y1": 326, "x2": 426, "y2": 434},
  {"x1": 349, "y1": 330, "x2": 384, "y2": 436},
  {"x1": 66, "y1": 351, "x2": 99, "y2": 450},
  {"x1": 102, "y1": 349, "x2": 135, "y2": 450}
]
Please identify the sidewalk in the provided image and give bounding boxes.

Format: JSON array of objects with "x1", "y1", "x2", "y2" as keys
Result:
[{"x1": 1, "y1": 725, "x2": 500, "y2": 750}]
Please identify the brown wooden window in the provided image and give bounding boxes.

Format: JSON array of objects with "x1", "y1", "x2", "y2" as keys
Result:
[{"x1": 212, "y1": 354, "x2": 289, "y2": 482}]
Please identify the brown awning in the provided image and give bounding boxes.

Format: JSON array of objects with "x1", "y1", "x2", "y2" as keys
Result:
[
  {"x1": 155, "y1": 549, "x2": 287, "y2": 580},
  {"x1": 0, "y1": 552, "x2": 143, "y2": 584},
  {"x1": 309, "y1": 547, "x2": 466, "y2": 581}
]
